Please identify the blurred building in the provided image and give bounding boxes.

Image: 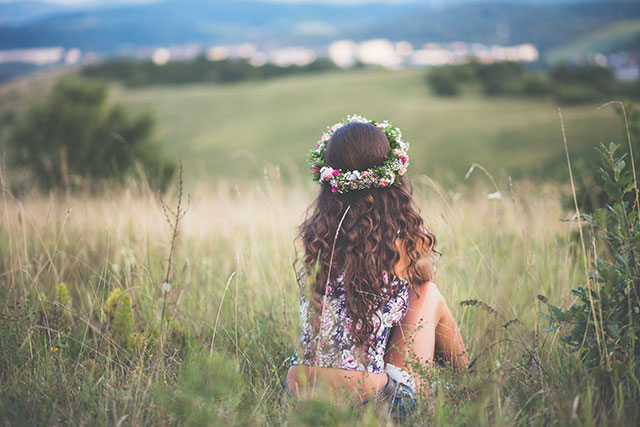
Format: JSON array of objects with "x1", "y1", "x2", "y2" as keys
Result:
[
  {"x1": 0, "y1": 47, "x2": 66, "y2": 65},
  {"x1": 328, "y1": 39, "x2": 540, "y2": 69}
]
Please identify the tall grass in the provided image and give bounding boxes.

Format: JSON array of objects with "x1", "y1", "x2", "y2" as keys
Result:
[{"x1": 0, "y1": 168, "x2": 619, "y2": 425}]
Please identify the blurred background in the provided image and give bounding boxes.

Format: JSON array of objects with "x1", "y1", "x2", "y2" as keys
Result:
[
  {"x1": 0, "y1": 0, "x2": 638, "y2": 191},
  {"x1": 2, "y1": 3, "x2": 640, "y2": 424}
]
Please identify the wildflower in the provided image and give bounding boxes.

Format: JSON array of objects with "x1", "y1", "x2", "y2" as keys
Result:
[{"x1": 320, "y1": 167, "x2": 334, "y2": 181}]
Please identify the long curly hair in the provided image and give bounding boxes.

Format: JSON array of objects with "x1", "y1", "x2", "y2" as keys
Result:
[{"x1": 298, "y1": 121, "x2": 437, "y2": 348}]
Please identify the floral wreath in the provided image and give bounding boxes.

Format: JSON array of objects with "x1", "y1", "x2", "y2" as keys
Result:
[{"x1": 309, "y1": 114, "x2": 409, "y2": 194}]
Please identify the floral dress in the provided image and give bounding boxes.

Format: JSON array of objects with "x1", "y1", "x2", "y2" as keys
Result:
[{"x1": 290, "y1": 271, "x2": 409, "y2": 373}]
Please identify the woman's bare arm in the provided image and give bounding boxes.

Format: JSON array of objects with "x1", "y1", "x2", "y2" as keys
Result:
[
  {"x1": 385, "y1": 282, "x2": 468, "y2": 398},
  {"x1": 434, "y1": 296, "x2": 469, "y2": 371}
]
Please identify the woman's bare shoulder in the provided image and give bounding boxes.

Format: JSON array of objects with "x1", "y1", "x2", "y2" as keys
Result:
[
  {"x1": 410, "y1": 281, "x2": 445, "y2": 311},
  {"x1": 412, "y1": 280, "x2": 441, "y2": 297}
]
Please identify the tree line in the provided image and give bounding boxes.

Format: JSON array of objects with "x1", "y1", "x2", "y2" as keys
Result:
[
  {"x1": 427, "y1": 61, "x2": 640, "y2": 104},
  {"x1": 81, "y1": 56, "x2": 339, "y2": 86}
]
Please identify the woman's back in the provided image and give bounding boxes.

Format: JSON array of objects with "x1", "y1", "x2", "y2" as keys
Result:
[{"x1": 291, "y1": 271, "x2": 409, "y2": 373}]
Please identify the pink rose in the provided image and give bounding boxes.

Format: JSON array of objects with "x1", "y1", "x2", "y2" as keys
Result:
[
  {"x1": 320, "y1": 168, "x2": 334, "y2": 181},
  {"x1": 393, "y1": 148, "x2": 403, "y2": 156},
  {"x1": 362, "y1": 171, "x2": 369, "y2": 177},
  {"x1": 330, "y1": 123, "x2": 343, "y2": 132},
  {"x1": 320, "y1": 133, "x2": 331, "y2": 141},
  {"x1": 398, "y1": 165, "x2": 407, "y2": 175},
  {"x1": 331, "y1": 187, "x2": 338, "y2": 193},
  {"x1": 332, "y1": 169, "x2": 340, "y2": 177},
  {"x1": 376, "y1": 123, "x2": 387, "y2": 129},
  {"x1": 401, "y1": 156, "x2": 407, "y2": 164}
]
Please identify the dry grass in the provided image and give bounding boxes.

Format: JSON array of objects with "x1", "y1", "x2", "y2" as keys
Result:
[{"x1": 0, "y1": 171, "x2": 598, "y2": 425}]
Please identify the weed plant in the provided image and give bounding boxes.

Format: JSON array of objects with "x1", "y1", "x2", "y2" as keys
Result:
[
  {"x1": 544, "y1": 104, "x2": 639, "y2": 424},
  {"x1": 0, "y1": 114, "x2": 638, "y2": 425}
]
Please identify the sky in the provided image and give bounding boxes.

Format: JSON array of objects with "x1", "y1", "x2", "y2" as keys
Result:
[{"x1": 0, "y1": 0, "x2": 420, "y2": 4}]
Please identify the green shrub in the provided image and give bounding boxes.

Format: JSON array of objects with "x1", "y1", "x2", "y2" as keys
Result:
[
  {"x1": 573, "y1": 103, "x2": 640, "y2": 212},
  {"x1": 546, "y1": 140, "x2": 640, "y2": 419},
  {"x1": 553, "y1": 84, "x2": 603, "y2": 105},
  {"x1": 110, "y1": 292, "x2": 133, "y2": 348},
  {"x1": 8, "y1": 77, "x2": 175, "y2": 191},
  {"x1": 521, "y1": 74, "x2": 552, "y2": 95},
  {"x1": 427, "y1": 70, "x2": 460, "y2": 96},
  {"x1": 476, "y1": 61, "x2": 527, "y2": 95},
  {"x1": 550, "y1": 63, "x2": 617, "y2": 97}
]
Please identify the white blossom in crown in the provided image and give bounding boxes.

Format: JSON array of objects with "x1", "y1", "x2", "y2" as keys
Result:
[{"x1": 308, "y1": 115, "x2": 410, "y2": 194}]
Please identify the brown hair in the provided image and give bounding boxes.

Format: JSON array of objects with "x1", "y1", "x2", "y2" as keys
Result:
[{"x1": 298, "y1": 121, "x2": 437, "y2": 348}]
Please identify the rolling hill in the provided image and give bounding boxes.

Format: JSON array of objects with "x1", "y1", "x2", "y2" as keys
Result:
[
  {"x1": 545, "y1": 19, "x2": 640, "y2": 63},
  {"x1": 100, "y1": 68, "x2": 621, "y2": 184},
  {"x1": 0, "y1": 0, "x2": 638, "y2": 59}
]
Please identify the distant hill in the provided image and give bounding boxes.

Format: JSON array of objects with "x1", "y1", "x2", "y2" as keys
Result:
[
  {"x1": 0, "y1": 1, "x2": 70, "y2": 26},
  {"x1": 360, "y1": 2, "x2": 640, "y2": 51},
  {"x1": 0, "y1": 1, "x2": 423, "y2": 51},
  {"x1": 0, "y1": 0, "x2": 638, "y2": 60},
  {"x1": 545, "y1": 19, "x2": 640, "y2": 63}
]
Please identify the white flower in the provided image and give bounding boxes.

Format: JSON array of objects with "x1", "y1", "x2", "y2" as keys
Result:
[{"x1": 487, "y1": 191, "x2": 502, "y2": 200}]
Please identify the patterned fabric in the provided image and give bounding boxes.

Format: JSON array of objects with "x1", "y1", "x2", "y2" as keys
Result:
[{"x1": 290, "y1": 271, "x2": 409, "y2": 373}]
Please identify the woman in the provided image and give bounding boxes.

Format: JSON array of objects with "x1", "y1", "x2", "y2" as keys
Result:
[{"x1": 285, "y1": 115, "x2": 468, "y2": 417}]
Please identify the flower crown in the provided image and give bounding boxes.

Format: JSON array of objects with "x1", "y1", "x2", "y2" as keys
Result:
[{"x1": 309, "y1": 114, "x2": 409, "y2": 194}]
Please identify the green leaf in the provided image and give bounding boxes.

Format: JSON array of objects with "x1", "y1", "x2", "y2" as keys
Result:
[
  {"x1": 551, "y1": 305, "x2": 565, "y2": 321},
  {"x1": 607, "y1": 322, "x2": 622, "y2": 339},
  {"x1": 539, "y1": 311, "x2": 554, "y2": 322}
]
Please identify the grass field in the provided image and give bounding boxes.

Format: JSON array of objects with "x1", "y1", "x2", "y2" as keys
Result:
[
  {"x1": 1, "y1": 173, "x2": 597, "y2": 425},
  {"x1": 0, "y1": 68, "x2": 637, "y2": 425},
  {"x1": 0, "y1": 67, "x2": 623, "y2": 186},
  {"x1": 112, "y1": 68, "x2": 621, "y2": 184}
]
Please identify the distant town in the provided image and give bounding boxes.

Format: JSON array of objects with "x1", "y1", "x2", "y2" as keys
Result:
[{"x1": 1, "y1": 38, "x2": 638, "y2": 81}]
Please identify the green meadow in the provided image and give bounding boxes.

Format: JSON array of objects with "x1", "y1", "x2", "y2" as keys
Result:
[
  {"x1": 111, "y1": 68, "x2": 620, "y2": 183},
  {"x1": 0, "y1": 68, "x2": 637, "y2": 425}
]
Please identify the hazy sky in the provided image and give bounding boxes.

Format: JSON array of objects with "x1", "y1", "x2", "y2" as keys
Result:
[{"x1": 0, "y1": 0, "x2": 420, "y2": 4}]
